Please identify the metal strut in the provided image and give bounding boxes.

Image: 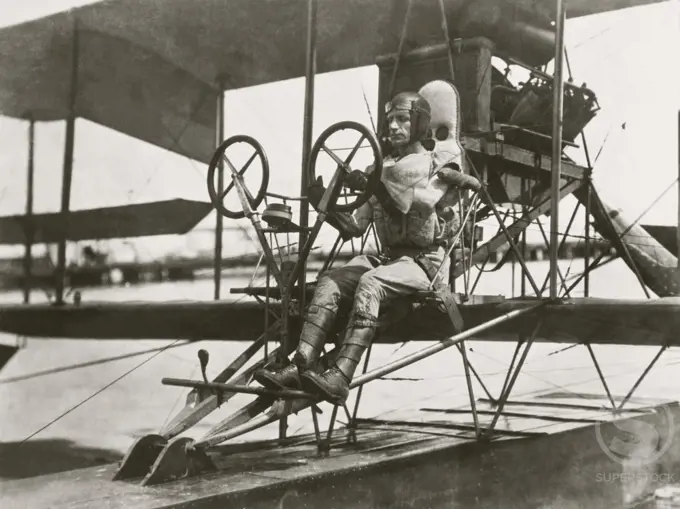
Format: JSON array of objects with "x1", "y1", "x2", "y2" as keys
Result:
[
  {"x1": 584, "y1": 343, "x2": 616, "y2": 410},
  {"x1": 455, "y1": 343, "x2": 494, "y2": 402},
  {"x1": 349, "y1": 343, "x2": 374, "y2": 429},
  {"x1": 458, "y1": 338, "x2": 480, "y2": 436},
  {"x1": 310, "y1": 403, "x2": 347, "y2": 456},
  {"x1": 535, "y1": 219, "x2": 570, "y2": 297},
  {"x1": 483, "y1": 320, "x2": 542, "y2": 438},
  {"x1": 564, "y1": 247, "x2": 609, "y2": 296},
  {"x1": 132, "y1": 305, "x2": 543, "y2": 486},
  {"x1": 618, "y1": 346, "x2": 667, "y2": 410},
  {"x1": 386, "y1": 0, "x2": 414, "y2": 101},
  {"x1": 113, "y1": 326, "x2": 281, "y2": 482},
  {"x1": 549, "y1": 0, "x2": 566, "y2": 300},
  {"x1": 463, "y1": 157, "x2": 543, "y2": 296},
  {"x1": 495, "y1": 339, "x2": 524, "y2": 406}
]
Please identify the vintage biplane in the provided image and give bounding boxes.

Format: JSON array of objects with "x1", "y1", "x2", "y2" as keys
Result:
[{"x1": 0, "y1": 0, "x2": 679, "y2": 507}]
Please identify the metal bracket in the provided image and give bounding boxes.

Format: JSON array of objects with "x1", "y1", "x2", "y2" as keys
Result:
[{"x1": 436, "y1": 286, "x2": 464, "y2": 333}]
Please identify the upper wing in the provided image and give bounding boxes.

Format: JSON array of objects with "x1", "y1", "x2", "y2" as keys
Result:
[{"x1": 0, "y1": 0, "x2": 668, "y2": 163}]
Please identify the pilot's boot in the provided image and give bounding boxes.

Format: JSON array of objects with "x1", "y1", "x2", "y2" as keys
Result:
[
  {"x1": 254, "y1": 305, "x2": 335, "y2": 391},
  {"x1": 301, "y1": 326, "x2": 375, "y2": 404}
]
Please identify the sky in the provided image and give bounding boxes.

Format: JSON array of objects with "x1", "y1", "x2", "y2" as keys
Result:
[{"x1": 0, "y1": 0, "x2": 678, "y2": 262}]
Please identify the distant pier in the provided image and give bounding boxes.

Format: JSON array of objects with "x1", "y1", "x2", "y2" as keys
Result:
[{"x1": 0, "y1": 239, "x2": 615, "y2": 291}]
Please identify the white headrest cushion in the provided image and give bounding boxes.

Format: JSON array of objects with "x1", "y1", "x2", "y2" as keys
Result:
[
  {"x1": 418, "y1": 80, "x2": 464, "y2": 171},
  {"x1": 418, "y1": 80, "x2": 461, "y2": 141}
]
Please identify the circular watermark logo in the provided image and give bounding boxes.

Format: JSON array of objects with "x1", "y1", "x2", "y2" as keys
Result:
[{"x1": 595, "y1": 404, "x2": 675, "y2": 466}]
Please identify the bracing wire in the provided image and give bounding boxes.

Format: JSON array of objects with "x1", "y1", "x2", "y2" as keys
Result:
[
  {"x1": 621, "y1": 177, "x2": 679, "y2": 237},
  {"x1": 20, "y1": 339, "x2": 184, "y2": 445},
  {"x1": 0, "y1": 341, "x2": 191, "y2": 385}
]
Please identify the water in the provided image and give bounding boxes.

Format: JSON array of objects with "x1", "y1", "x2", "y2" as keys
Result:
[{"x1": 0, "y1": 259, "x2": 677, "y2": 491}]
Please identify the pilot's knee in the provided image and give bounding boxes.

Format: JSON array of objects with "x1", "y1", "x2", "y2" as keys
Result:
[
  {"x1": 311, "y1": 275, "x2": 340, "y2": 302},
  {"x1": 357, "y1": 270, "x2": 377, "y2": 287},
  {"x1": 356, "y1": 271, "x2": 384, "y2": 298}
]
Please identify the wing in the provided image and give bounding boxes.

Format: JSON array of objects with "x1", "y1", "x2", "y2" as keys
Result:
[
  {"x1": 1, "y1": 297, "x2": 678, "y2": 347},
  {"x1": 0, "y1": 199, "x2": 212, "y2": 244},
  {"x1": 0, "y1": 0, "x2": 668, "y2": 163}
]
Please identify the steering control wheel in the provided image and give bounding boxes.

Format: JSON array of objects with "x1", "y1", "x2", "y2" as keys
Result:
[
  {"x1": 207, "y1": 135, "x2": 270, "y2": 219},
  {"x1": 307, "y1": 121, "x2": 382, "y2": 213}
]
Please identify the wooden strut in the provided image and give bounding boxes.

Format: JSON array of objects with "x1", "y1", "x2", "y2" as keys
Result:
[
  {"x1": 549, "y1": 0, "x2": 566, "y2": 300},
  {"x1": 559, "y1": 198, "x2": 581, "y2": 255},
  {"x1": 213, "y1": 83, "x2": 225, "y2": 301},
  {"x1": 298, "y1": 0, "x2": 317, "y2": 319},
  {"x1": 23, "y1": 118, "x2": 35, "y2": 304},
  {"x1": 348, "y1": 323, "x2": 496, "y2": 444},
  {"x1": 584, "y1": 175, "x2": 591, "y2": 296},
  {"x1": 55, "y1": 20, "x2": 80, "y2": 305}
]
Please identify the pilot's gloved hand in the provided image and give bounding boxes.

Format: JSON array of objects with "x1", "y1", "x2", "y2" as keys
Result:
[
  {"x1": 344, "y1": 170, "x2": 368, "y2": 192},
  {"x1": 307, "y1": 176, "x2": 326, "y2": 209},
  {"x1": 437, "y1": 166, "x2": 482, "y2": 192},
  {"x1": 307, "y1": 176, "x2": 362, "y2": 241}
]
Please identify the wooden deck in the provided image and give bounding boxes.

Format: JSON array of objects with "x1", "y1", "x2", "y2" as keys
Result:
[{"x1": 3, "y1": 393, "x2": 679, "y2": 509}]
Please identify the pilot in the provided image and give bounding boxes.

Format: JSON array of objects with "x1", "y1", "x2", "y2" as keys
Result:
[{"x1": 255, "y1": 90, "x2": 481, "y2": 404}]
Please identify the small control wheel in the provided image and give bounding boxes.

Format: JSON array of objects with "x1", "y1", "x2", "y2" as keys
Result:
[{"x1": 207, "y1": 135, "x2": 269, "y2": 219}]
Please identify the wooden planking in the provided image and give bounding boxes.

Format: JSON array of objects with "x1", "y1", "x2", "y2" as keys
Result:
[
  {"x1": 463, "y1": 136, "x2": 588, "y2": 180},
  {"x1": 2, "y1": 397, "x2": 678, "y2": 509}
]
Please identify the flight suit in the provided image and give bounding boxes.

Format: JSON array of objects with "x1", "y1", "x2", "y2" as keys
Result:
[{"x1": 256, "y1": 148, "x2": 464, "y2": 403}]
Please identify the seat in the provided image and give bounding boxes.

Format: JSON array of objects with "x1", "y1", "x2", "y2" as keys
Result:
[{"x1": 408, "y1": 81, "x2": 472, "y2": 331}]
